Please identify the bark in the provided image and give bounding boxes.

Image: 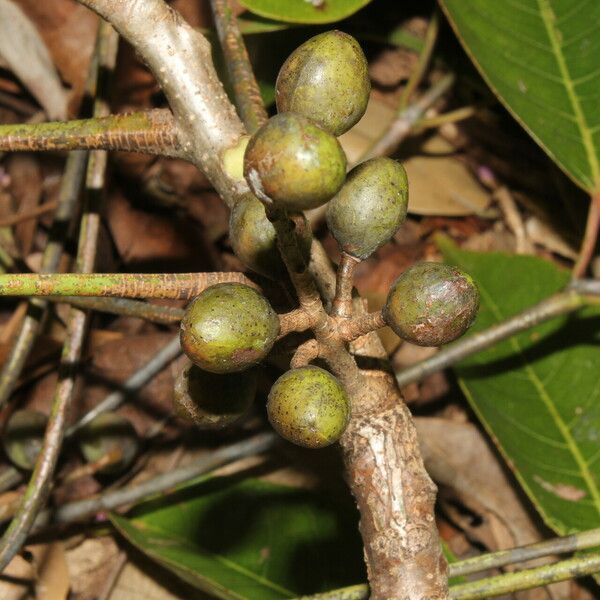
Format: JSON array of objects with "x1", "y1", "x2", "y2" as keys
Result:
[{"x1": 341, "y1": 370, "x2": 448, "y2": 600}]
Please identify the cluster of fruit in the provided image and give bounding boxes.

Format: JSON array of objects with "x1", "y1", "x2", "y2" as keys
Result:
[
  {"x1": 0, "y1": 31, "x2": 478, "y2": 474},
  {"x1": 176, "y1": 31, "x2": 480, "y2": 449}
]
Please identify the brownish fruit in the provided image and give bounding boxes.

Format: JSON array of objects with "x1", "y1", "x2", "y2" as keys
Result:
[
  {"x1": 3, "y1": 410, "x2": 47, "y2": 471},
  {"x1": 276, "y1": 30, "x2": 370, "y2": 136},
  {"x1": 267, "y1": 366, "x2": 350, "y2": 449},
  {"x1": 180, "y1": 283, "x2": 280, "y2": 373},
  {"x1": 326, "y1": 157, "x2": 408, "y2": 259},
  {"x1": 78, "y1": 412, "x2": 139, "y2": 475},
  {"x1": 383, "y1": 262, "x2": 479, "y2": 346},
  {"x1": 173, "y1": 360, "x2": 257, "y2": 429},
  {"x1": 229, "y1": 194, "x2": 312, "y2": 278},
  {"x1": 244, "y1": 112, "x2": 347, "y2": 211}
]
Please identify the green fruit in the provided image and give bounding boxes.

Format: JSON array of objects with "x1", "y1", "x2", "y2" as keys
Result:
[
  {"x1": 3, "y1": 410, "x2": 47, "y2": 471},
  {"x1": 276, "y1": 31, "x2": 370, "y2": 136},
  {"x1": 244, "y1": 112, "x2": 347, "y2": 211},
  {"x1": 326, "y1": 158, "x2": 408, "y2": 259},
  {"x1": 229, "y1": 194, "x2": 312, "y2": 278},
  {"x1": 383, "y1": 262, "x2": 479, "y2": 346},
  {"x1": 180, "y1": 283, "x2": 280, "y2": 373},
  {"x1": 78, "y1": 412, "x2": 139, "y2": 475},
  {"x1": 174, "y1": 361, "x2": 257, "y2": 429},
  {"x1": 267, "y1": 366, "x2": 350, "y2": 449}
]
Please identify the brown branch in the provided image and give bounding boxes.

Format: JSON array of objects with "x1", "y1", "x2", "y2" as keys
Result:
[
  {"x1": 340, "y1": 310, "x2": 386, "y2": 342},
  {"x1": 209, "y1": 0, "x2": 267, "y2": 134},
  {"x1": 290, "y1": 339, "x2": 320, "y2": 368},
  {"x1": 573, "y1": 190, "x2": 600, "y2": 277},
  {"x1": 0, "y1": 110, "x2": 182, "y2": 158},
  {"x1": 331, "y1": 253, "x2": 360, "y2": 318},
  {"x1": 278, "y1": 308, "x2": 313, "y2": 338}
]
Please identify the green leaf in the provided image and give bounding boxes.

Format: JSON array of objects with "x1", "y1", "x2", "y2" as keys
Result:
[
  {"x1": 439, "y1": 236, "x2": 600, "y2": 534},
  {"x1": 439, "y1": 0, "x2": 600, "y2": 193},
  {"x1": 237, "y1": 0, "x2": 373, "y2": 25},
  {"x1": 111, "y1": 476, "x2": 366, "y2": 599}
]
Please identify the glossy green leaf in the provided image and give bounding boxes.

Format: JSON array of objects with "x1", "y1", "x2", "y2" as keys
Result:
[
  {"x1": 237, "y1": 0, "x2": 373, "y2": 25},
  {"x1": 440, "y1": 0, "x2": 600, "y2": 193},
  {"x1": 438, "y1": 237, "x2": 600, "y2": 534},
  {"x1": 111, "y1": 476, "x2": 365, "y2": 599}
]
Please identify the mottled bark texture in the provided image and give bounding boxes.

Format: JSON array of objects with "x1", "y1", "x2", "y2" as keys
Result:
[{"x1": 341, "y1": 370, "x2": 448, "y2": 600}]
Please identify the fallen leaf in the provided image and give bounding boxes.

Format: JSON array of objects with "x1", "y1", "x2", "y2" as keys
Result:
[{"x1": 0, "y1": 0, "x2": 68, "y2": 119}]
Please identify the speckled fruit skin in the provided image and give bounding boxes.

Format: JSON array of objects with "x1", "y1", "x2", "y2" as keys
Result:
[
  {"x1": 3, "y1": 410, "x2": 47, "y2": 471},
  {"x1": 267, "y1": 366, "x2": 350, "y2": 449},
  {"x1": 383, "y1": 262, "x2": 480, "y2": 347},
  {"x1": 79, "y1": 412, "x2": 139, "y2": 475},
  {"x1": 326, "y1": 157, "x2": 408, "y2": 259},
  {"x1": 276, "y1": 30, "x2": 370, "y2": 136},
  {"x1": 180, "y1": 283, "x2": 280, "y2": 374},
  {"x1": 174, "y1": 361, "x2": 257, "y2": 429},
  {"x1": 243, "y1": 112, "x2": 347, "y2": 211},
  {"x1": 229, "y1": 193, "x2": 312, "y2": 278}
]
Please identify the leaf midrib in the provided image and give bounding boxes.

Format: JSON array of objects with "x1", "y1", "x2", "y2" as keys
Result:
[
  {"x1": 477, "y1": 283, "x2": 600, "y2": 514},
  {"x1": 538, "y1": 0, "x2": 600, "y2": 188}
]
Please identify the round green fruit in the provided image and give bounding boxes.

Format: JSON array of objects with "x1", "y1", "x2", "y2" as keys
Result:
[
  {"x1": 276, "y1": 31, "x2": 370, "y2": 136},
  {"x1": 229, "y1": 194, "x2": 312, "y2": 278},
  {"x1": 180, "y1": 283, "x2": 280, "y2": 373},
  {"x1": 383, "y1": 262, "x2": 479, "y2": 346},
  {"x1": 3, "y1": 410, "x2": 47, "y2": 471},
  {"x1": 326, "y1": 157, "x2": 408, "y2": 259},
  {"x1": 243, "y1": 112, "x2": 347, "y2": 211},
  {"x1": 173, "y1": 361, "x2": 257, "y2": 429},
  {"x1": 78, "y1": 412, "x2": 139, "y2": 475},
  {"x1": 267, "y1": 366, "x2": 350, "y2": 449}
]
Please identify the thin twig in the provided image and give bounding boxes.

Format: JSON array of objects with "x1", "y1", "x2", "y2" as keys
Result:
[
  {"x1": 300, "y1": 533, "x2": 600, "y2": 599},
  {"x1": 38, "y1": 432, "x2": 277, "y2": 527},
  {"x1": 573, "y1": 190, "x2": 600, "y2": 278},
  {"x1": 416, "y1": 106, "x2": 476, "y2": 130},
  {"x1": 451, "y1": 526, "x2": 600, "y2": 577},
  {"x1": 0, "y1": 335, "x2": 183, "y2": 502},
  {"x1": 54, "y1": 296, "x2": 184, "y2": 324},
  {"x1": 290, "y1": 339, "x2": 320, "y2": 368},
  {"x1": 331, "y1": 253, "x2": 360, "y2": 318},
  {"x1": 0, "y1": 201, "x2": 58, "y2": 227},
  {"x1": 362, "y1": 73, "x2": 455, "y2": 161},
  {"x1": 395, "y1": 285, "x2": 600, "y2": 388},
  {"x1": 397, "y1": 10, "x2": 440, "y2": 111},
  {"x1": 0, "y1": 110, "x2": 181, "y2": 158},
  {"x1": 0, "y1": 21, "x2": 119, "y2": 571},
  {"x1": 0, "y1": 151, "x2": 88, "y2": 409},
  {"x1": 66, "y1": 334, "x2": 181, "y2": 436},
  {"x1": 0, "y1": 271, "x2": 255, "y2": 299},
  {"x1": 209, "y1": 0, "x2": 267, "y2": 134},
  {"x1": 341, "y1": 310, "x2": 386, "y2": 342},
  {"x1": 450, "y1": 552, "x2": 600, "y2": 599}
]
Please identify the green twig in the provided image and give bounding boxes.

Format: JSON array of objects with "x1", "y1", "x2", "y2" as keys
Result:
[
  {"x1": 397, "y1": 10, "x2": 440, "y2": 111},
  {"x1": 210, "y1": 0, "x2": 267, "y2": 134},
  {"x1": 0, "y1": 110, "x2": 182, "y2": 158},
  {"x1": 0, "y1": 20, "x2": 119, "y2": 571},
  {"x1": 0, "y1": 271, "x2": 254, "y2": 299},
  {"x1": 450, "y1": 552, "x2": 600, "y2": 599}
]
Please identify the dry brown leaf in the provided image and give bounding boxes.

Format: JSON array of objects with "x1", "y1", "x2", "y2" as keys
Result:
[
  {"x1": 33, "y1": 542, "x2": 70, "y2": 600},
  {"x1": 525, "y1": 216, "x2": 578, "y2": 260},
  {"x1": 339, "y1": 99, "x2": 491, "y2": 216},
  {"x1": 0, "y1": 0, "x2": 68, "y2": 119}
]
